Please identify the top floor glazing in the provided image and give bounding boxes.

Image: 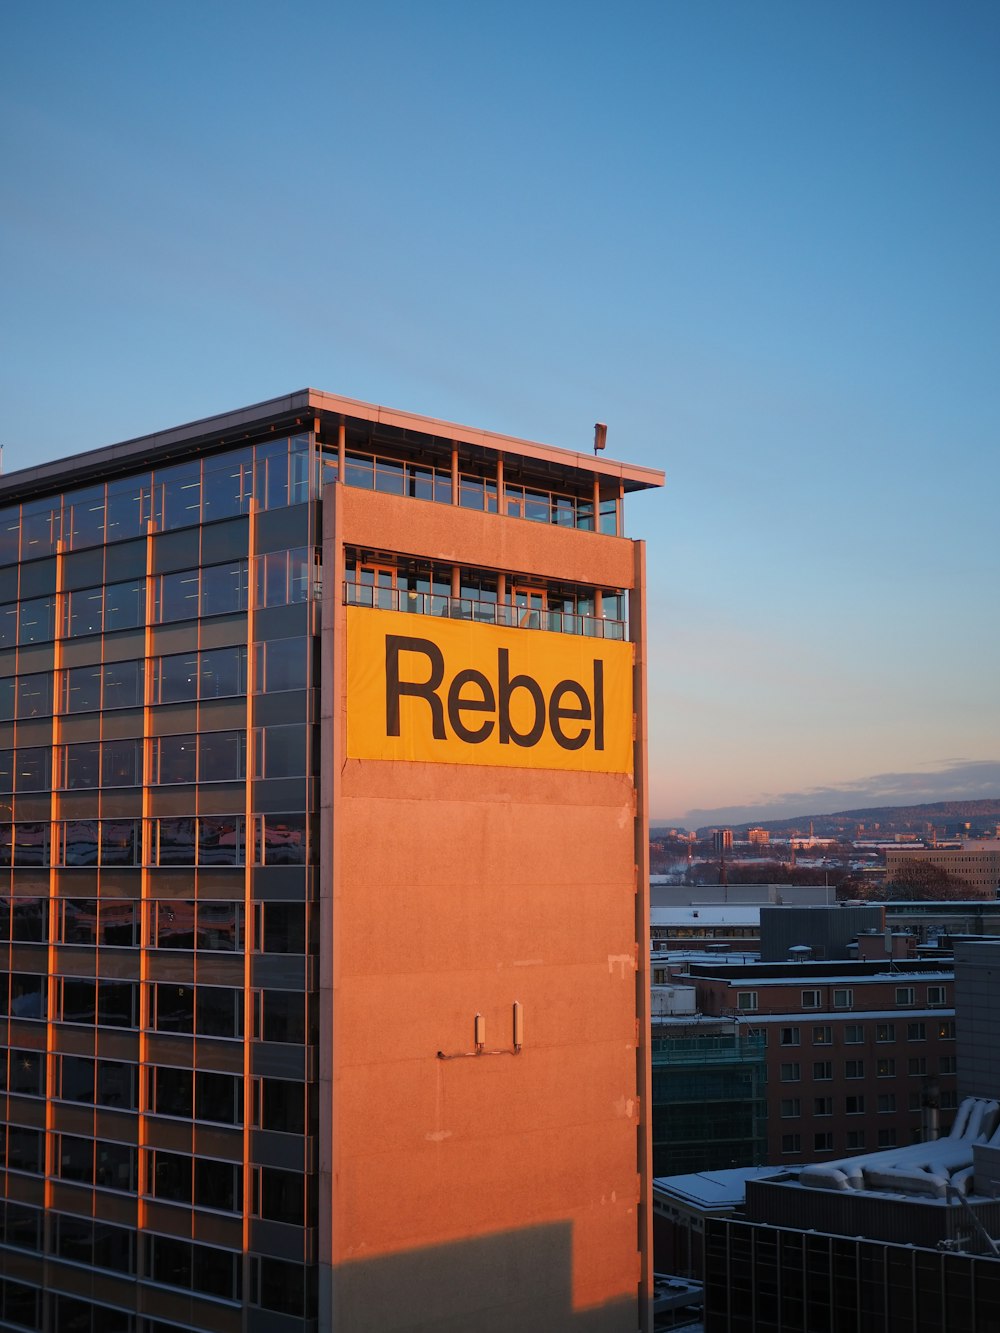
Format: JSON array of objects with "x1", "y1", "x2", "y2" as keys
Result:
[{"x1": 0, "y1": 390, "x2": 664, "y2": 568}]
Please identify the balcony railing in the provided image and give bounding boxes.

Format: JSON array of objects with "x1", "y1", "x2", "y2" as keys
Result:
[{"x1": 344, "y1": 584, "x2": 626, "y2": 640}]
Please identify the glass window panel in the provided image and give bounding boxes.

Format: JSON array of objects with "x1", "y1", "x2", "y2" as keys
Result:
[
  {"x1": 153, "y1": 1151, "x2": 192, "y2": 1202},
  {"x1": 100, "y1": 900, "x2": 136, "y2": 946},
  {"x1": 62, "y1": 820, "x2": 99, "y2": 866},
  {"x1": 6, "y1": 1127, "x2": 43, "y2": 1173},
  {"x1": 201, "y1": 559, "x2": 247, "y2": 616},
  {"x1": 103, "y1": 659, "x2": 144, "y2": 709},
  {"x1": 102, "y1": 738, "x2": 141, "y2": 787},
  {"x1": 197, "y1": 986, "x2": 242, "y2": 1039},
  {"x1": 64, "y1": 742, "x2": 100, "y2": 789},
  {"x1": 97, "y1": 980, "x2": 136, "y2": 1028},
  {"x1": 62, "y1": 978, "x2": 96, "y2": 1024},
  {"x1": 13, "y1": 822, "x2": 49, "y2": 867},
  {"x1": 156, "y1": 901, "x2": 197, "y2": 949},
  {"x1": 155, "y1": 1067, "x2": 193, "y2": 1117},
  {"x1": 56, "y1": 1213, "x2": 92, "y2": 1263},
  {"x1": 156, "y1": 651, "x2": 199, "y2": 703},
  {"x1": 262, "y1": 991, "x2": 304, "y2": 1044},
  {"x1": 15, "y1": 748, "x2": 50, "y2": 791},
  {"x1": 154, "y1": 735, "x2": 197, "y2": 785},
  {"x1": 92, "y1": 1220, "x2": 134, "y2": 1274},
  {"x1": 196, "y1": 1071, "x2": 242, "y2": 1125},
  {"x1": 16, "y1": 672, "x2": 52, "y2": 718},
  {"x1": 63, "y1": 664, "x2": 102, "y2": 713},
  {"x1": 257, "y1": 638, "x2": 307, "y2": 692},
  {"x1": 260, "y1": 1167, "x2": 303, "y2": 1224},
  {"x1": 198, "y1": 901, "x2": 240, "y2": 951},
  {"x1": 105, "y1": 474, "x2": 148, "y2": 543},
  {"x1": 259, "y1": 813, "x2": 307, "y2": 865},
  {"x1": 202, "y1": 449, "x2": 252, "y2": 522},
  {"x1": 0, "y1": 675, "x2": 13, "y2": 720},
  {"x1": 0, "y1": 748, "x2": 12, "y2": 792},
  {"x1": 196, "y1": 1157, "x2": 240, "y2": 1212},
  {"x1": 18, "y1": 594, "x2": 55, "y2": 643},
  {"x1": 193, "y1": 1244, "x2": 238, "y2": 1301},
  {"x1": 96, "y1": 1061, "x2": 135, "y2": 1114},
  {"x1": 263, "y1": 903, "x2": 305, "y2": 954},
  {"x1": 103, "y1": 578, "x2": 145, "y2": 632},
  {"x1": 256, "y1": 439, "x2": 291, "y2": 509},
  {"x1": 157, "y1": 569, "x2": 200, "y2": 623},
  {"x1": 12, "y1": 897, "x2": 47, "y2": 941},
  {"x1": 261, "y1": 1078, "x2": 305, "y2": 1134},
  {"x1": 289, "y1": 434, "x2": 310, "y2": 504},
  {"x1": 200, "y1": 729, "x2": 244, "y2": 782},
  {"x1": 0, "y1": 601, "x2": 16, "y2": 649},
  {"x1": 156, "y1": 983, "x2": 194, "y2": 1033},
  {"x1": 0, "y1": 507, "x2": 20, "y2": 563},
  {"x1": 63, "y1": 899, "x2": 98, "y2": 944},
  {"x1": 155, "y1": 460, "x2": 202, "y2": 531},
  {"x1": 258, "y1": 1257, "x2": 307, "y2": 1317},
  {"x1": 8, "y1": 1049, "x2": 45, "y2": 1096},
  {"x1": 199, "y1": 645, "x2": 245, "y2": 698},
  {"x1": 258, "y1": 725, "x2": 306, "y2": 779},
  {"x1": 68, "y1": 585, "x2": 104, "y2": 637},
  {"x1": 100, "y1": 819, "x2": 140, "y2": 867},
  {"x1": 288, "y1": 548, "x2": 311, "y2": 602},
  {"x1": 198, "y1": 815, "x2": 244, "y2": 866},
  {"x1": 152, "y1": 1235, "x2": 192, "y2": 1290},
  {"x1": 95, "y1": 1140, "x2": 135, "y2": 1191},
  {"x1": 65, "y1": 485, "x2": 106, "y2": 549},
  {"x1": 10, "y1": 974, "x2": 47, "y2": 1020},
  {"x1": 60, "y1": 1055, "x2": 95, "y2": 1102},
  {"x1": 156, "y1": 817, "x2": 197, "y2": 864},
  {"x1": 20, "y1": 498, "x2": 60, "y2": 558}
]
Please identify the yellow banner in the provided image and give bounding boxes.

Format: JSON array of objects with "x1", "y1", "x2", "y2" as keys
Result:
[{"x1": 346, "y1": 606, "x2": 633, "y2": 774}]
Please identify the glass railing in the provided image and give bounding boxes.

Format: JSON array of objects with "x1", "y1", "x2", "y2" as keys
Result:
[{"x1": 343, "y1": 583, "x2": 626, "y2": 640}]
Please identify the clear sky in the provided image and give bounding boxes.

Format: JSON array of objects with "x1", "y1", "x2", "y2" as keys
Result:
[{"x1": 3, "y1": 1, "x2": 998, "y2": 826}]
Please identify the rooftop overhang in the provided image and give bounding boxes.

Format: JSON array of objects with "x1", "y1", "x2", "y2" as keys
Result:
[{"x1": 0, "y1": 388, "x2": 665, "y2": 504}]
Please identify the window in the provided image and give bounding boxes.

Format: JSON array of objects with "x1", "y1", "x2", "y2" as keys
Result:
[
  {"x1": 845, "y1": 1025, "x2": 864, "y2": 1044},
  {"x1": 909, "y1": 1057, "x2": 927, "y2": 1076},
  {"x1": 736, "y1": 991, "x2": 757, "y2": 1011},
  {"x1": 813, "y1": 1097, "x2": 833, "y2": 1116},
  {"x1": 813, "y1": 1062, "x2": 832, "y2": 1081},
  {"x1": 812, "y1": 1025, "x2": 832, "y2": 1045},
  {"x1": 845, "y1": 1060, "x2": 864, "y2": 1079},
  {"x1": 259, "y1": 1078, "x2": 306, "y2": 1135},
  {"x1": 876, "y1": 1023, "x2": 896, "y2": 1043},
  {"x1": 928, "y1": 985, "x2": 947, "y2": 1006},
  {"x1": 801, "y1": 990, "x2": 821, "y2": 1009},
  {"x1": 878, "y1": 1128, "x2": 898, "y2": 1147},
  {"x1": 938, "y1": 1021, "x2": 956, "y2": 1040},
  {"x1": 846, "y1": 1095, "x2": 866, "y2": 1115},
  {"x1": 780, "y1": 1098, "x2": 801, "y2": 1118},
  {"x1": 878, "y1": 1094, "x2": 896, "y2": 1113},
  {"x1": 877, "y1": 1058, "x2": 896, "y2": 1077},
  {"x1": 940, "y1": 1056, "x2": 957, "y2": 1075},
  {"x1": 846, "y1": 1130, "x2": 866, "y2": 1150},
  {"x1": 833, "y1": 989, "x2": 853, "y2": 1008},
  {"x1": 895, "y1": 987, "x2": 915, "y2": 1006},
  {"x1": 941, "y1": 1089, "x2": 959, "y2": 1110},
  {"x1": 814, "y1": 1132, "x2": 834, "y2": 1152},
  {"x1": 908, "y1": 1090, "x2": 922, "y2": 1112},
  {"x1": 780, "y1": 1063, "x2": 800, "y2": 1082},
  {"x1": 781, "y1": 1134, "x2": 801, "y2": 1154},
  {"x1": 907, "y1": 1022, "x2": 926, "y2": 1041},
  {"x1": 780, "y1": 1027, "x2": 800, "y2": 1046}
]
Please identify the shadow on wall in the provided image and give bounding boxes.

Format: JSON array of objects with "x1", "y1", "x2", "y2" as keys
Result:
[{"x1": 320, "y1": 1221, "x2": 639, "y2": 1333}]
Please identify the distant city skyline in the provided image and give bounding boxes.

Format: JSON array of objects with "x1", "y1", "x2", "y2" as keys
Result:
[{"x1": 4, "y1": 2, "x2": 999, "y2": 827}]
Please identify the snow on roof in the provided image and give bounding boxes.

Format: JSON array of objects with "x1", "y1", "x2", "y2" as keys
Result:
[
  {"x1": 651, "y1": 907, "x2": 761, "y2": 925},
  {"x1": 653, "y1": 1166, "x2": 786, "y2": 1210}
]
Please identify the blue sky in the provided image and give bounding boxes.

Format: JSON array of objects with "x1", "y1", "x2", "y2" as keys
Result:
[{"x1": 3, "y1": 2, "x2": 998, "y2": 824}]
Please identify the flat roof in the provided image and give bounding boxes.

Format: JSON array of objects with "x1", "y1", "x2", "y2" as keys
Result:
[
  {"x1": 0, "y1": 388, "x2": 665, "y2": 504},
  {"x1": 653, "y1": 1166, "x2": 786, "y2": 1210}
]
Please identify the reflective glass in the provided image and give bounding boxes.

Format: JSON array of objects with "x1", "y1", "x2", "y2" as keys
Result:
[
  {"x1": 100, "y1": 820, "x2": 140, "y2": 867},
  {"x1": 263, "y1": 903, "x2": 305, "y2": 954},
  {"x1": 202, "y1": 448, "x2": 252, "y2": 522},
  {"x1": 155, "y1": 460, "x2": 202, "y2": 531},
  {"x1": 0, "y1": 675, "x2": 13, "y2": 720},
  {"x1": 156, "y1": 651, "x2": 199, "y2": 703},
  {"x1": 196, "y1": 986, "x2": 242, "y2": 1039},
  {"x1": 105, "y1": 474, "x2": 148, "y2": 543},
  {"x1": 100, "y1": 900, "x2": 136, "y2": 946},
  {"x1": 154, "y1": 1151, "x2": 191, "y2": 1202},
  {"x1": 198, "y1": 901, "x2": 240, "y2": 950},
  {"x1": 20, "y1": 498, "x2": 60, "y2": 558},
  {"x1": 63, "y1": 900, "x2": 98, "y2": 944},
  {"x1": 13, "y1": 822, "x2": 49, "y2": 866},
  {"x1": 64, "y1": 742, "x2": 101, "y2": 789},
  {"x1": 196, "y1": 1158, "x2": 240, "y2": 1211},
  {"x1": 63, "y1": 664, "x2": 102, "y2": 712},
  {"x1": 104, "y1": 578, "x2": 145, "y2": 631},
  {"x1": 0, "y1": 601, "x2": 17, "y2": 648},
  {"x1": 98, "y1": 981, "x2": 136, "y2": 1028},
  {"x1": 199, "y1": 815, "x2": 243, "y2": 865},
  {"x1": 157, "y1": 817, "x2": 197, "y2": 864},
  {"x1": 200, "y1": 729, "x2": 244, "y2": 781},
  {"x1": 95, "y1": 1140, "x2": 135, "y2": 1190},
  {"x1": 155, "y1": 734, "x2": 197, "y2": 784},
  {"x1": 157, "y1": 569, "x2": 200, "y2": 622},
  {"x1": 259, "y1": 813, "x2": 307, "y2": 865},
  {"x1": 155, "y1": 1066, "x2": 193, "y2": 1117},
  {"x1": 0, "y1": 749, "x2": 11, "y2": 792},
  {"x1": 15, "y1": 748, "x2": 50, "y2": 791},
  {"x1": 8, "y1": 1049, "x2": 45, "y2": 1096},
  {"x1": 68, "y1": 585, "x2": 103, "y2": 637},
  {"x1": 9, "y1": 974, "x2": 46, "y2": 1019},
  {"x1": 262, "y1": 990, "x2": 304, "y2": 1043},
  {"x1": 256, "y1": 637, "x2": 307, "y2": 692},
  {"x1": 196, "y1": 1071, "x2": 242, "y2": 1125},
  {"x1": 65, "y1": 485, "x2": 106, "y2": 549},
  {"x1": 60, "y1": 1055, "x2": 95, "y2": 1102},
  {"x1": 7, "y1": 1126, "x2": 44, "y2": 1173},
  {"x1": 11, "y1": 898, "x2": 46, "y2": 942},
  {"x1": 156, "y1": 983, "x2": 194, "y2": 1032},
  {"x1": 62, "y1": 820, "x2": 100, "y2": 866},
  {"x1": 156, "y1": 900, "x2": 196, "y2": 949},
  {"x1": 199, "y1": 644, "x2": 246, "y2": 697},
  {"x1": 103, "y1": 659, "x2": 144, "y2": 709},
  {"x1": 97, "y1": 1061, "x2": 136, "y2": 1110},
  {"x1": 0, "y1": 508, "x2": 19, "y2": 563},
  {"x1": 62, "y1": 978, "x2": 96, "y2": 1023},
  {"x1": 201, "y1": 559, "x2": 247, "y2": 616},
  {"x1": 16, "y1": 672, "x2": 52, "y2": 718},
  {"x1": 257, "y1": 724, "x2": 305, "y2": 778},
  {"x1": 261, "y1": 1077, "x2": 305, "y2": 1134},
  {"x1": 102, "y1": 738, "x2": 141, "y2": 786},
  {"x1": 18, "y1": 594, "x2": 55, "y2": 643}
]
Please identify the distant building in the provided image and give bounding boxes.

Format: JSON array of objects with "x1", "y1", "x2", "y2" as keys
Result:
[
  {"x1": 885, "y1": 840, "x2": 1000, "y2": 893},
  {"x1": 711, "y1": 828, "x2": 734, "y2": 852},
  {"x1": 746, "y1": 827, "x2": 769, "y2": 846}
]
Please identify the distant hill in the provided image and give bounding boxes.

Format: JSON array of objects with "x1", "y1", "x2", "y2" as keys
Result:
[{"x1": 652, "y1": 799, "x2": 1000, "y2": 840}]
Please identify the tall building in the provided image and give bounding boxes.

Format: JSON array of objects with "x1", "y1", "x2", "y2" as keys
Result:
[{"x1": 0, "y1": 390, "x2": 663, "y2": 1333}]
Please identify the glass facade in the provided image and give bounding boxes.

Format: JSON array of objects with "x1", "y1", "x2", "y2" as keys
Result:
[{"x1": 0, "y1": 408, "x2": 637, "y2": 1332}]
